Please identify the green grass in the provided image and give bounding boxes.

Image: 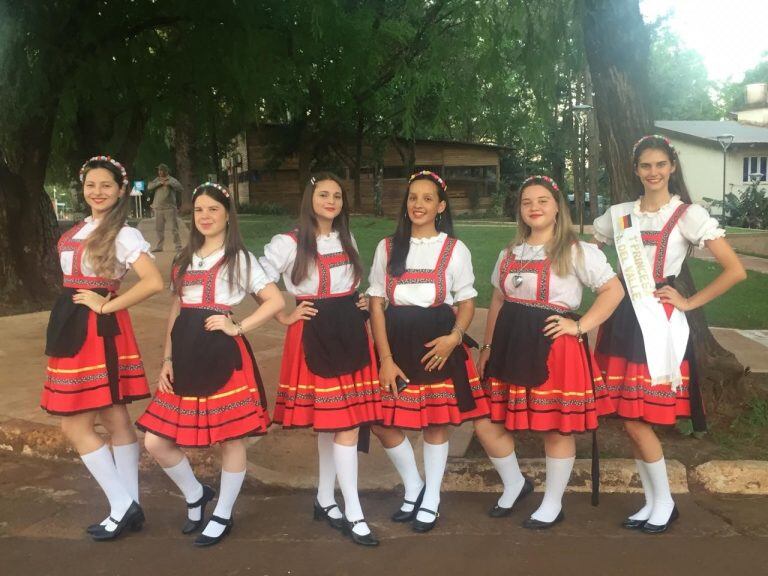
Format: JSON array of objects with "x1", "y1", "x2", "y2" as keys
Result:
[{"x1": 238, "y1": 215, "x2": 768, "y2": 328}]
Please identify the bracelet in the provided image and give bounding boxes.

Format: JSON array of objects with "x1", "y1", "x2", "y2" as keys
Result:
[
  {"x1": 163, "y1": 356, "x2": 172, "y2": 363},
  {"x1": 99, "y1": 302, "x2": 105, "y2": 315},
  {"x1": 451, "y1": 324, "x2": 465, "y2": 340},
  {"x1": 233, "y1": 320, "x2": 244, "y2": 336},
  {"x1": 380, "y1": 353, "x2": 393, "y2": 362},
  {"x1": 480, "y1": 344, "x2": 492, "y2": 352},
  {"x1": 576, "y1": 320, "x2": 583, "y2": 343}
]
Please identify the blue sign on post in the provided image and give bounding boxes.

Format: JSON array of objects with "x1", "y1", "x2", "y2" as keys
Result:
[{"x1": 133, "y1": 180, "x2": 145, "y2": 191}]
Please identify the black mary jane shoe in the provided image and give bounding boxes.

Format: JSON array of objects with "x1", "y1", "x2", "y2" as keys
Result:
[
  {"x1": 342, "y1": 518, "x2": 379, "y2": 547},
  {"x1": 90, "y1": 501, "x2": 145, "y2": 541},
  {"x1": 412, "y1": 507, "x2": 439, "y2": 533},
  {"x1": 521, "y1": 510, "x2": 565, "y2": 530},
  {"x1": 182, "y1": 484, "x2": 217, "y2": 535},
  {"x1": 87, "y1": 517, "x2": 144, "y2": 535},
  {"x1": 193, "y1": 515, "x2": 234, "y2": 547},
  {"x1": 641, "y1": 506, "x2": 679, "y2": 535},
  {"x1": 489, "y1": 478, "x2": 534, "y2": 518},
  {"x1": 313, "y1": 500, "x2": 344, "y2": 530},
  {"x1": 621, "y1": 517, "x2": 648, "y2": 530},
  {"x1": 391, "y1": 485, "x2": 426, "y2": 523}
]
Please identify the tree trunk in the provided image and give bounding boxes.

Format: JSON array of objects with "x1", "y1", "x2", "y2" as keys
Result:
[
  {"x1": 174, "y1": 111, "x2": 195, "y2": 213},
  {"x1": 373, "y1": 162, "x2": 384, "y2": 217},
  {"x1": 353, "y1": 111, "x2": 364, "y2": 211},
  {"x1": 584, "y1": 64, "x2": 601, "y2": 218},
  {"x1": 580, "y1": 0, "x2": 746, "y2": 407},
  {"x1": 581, "y1": 0, "x2": 654, "y2": 203},
  {"x1": 0, "y1": 118, "x2": 62, "y2": 314}
]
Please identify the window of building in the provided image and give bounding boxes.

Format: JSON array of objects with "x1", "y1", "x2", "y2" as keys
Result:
[{"x1": 742, "y1": 156, "x2": 767, "y2": 182}]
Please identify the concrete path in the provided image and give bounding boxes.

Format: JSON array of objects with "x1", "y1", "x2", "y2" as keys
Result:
[{"x1": 1, "y1": 217, "x2": 768, "y2": 496}]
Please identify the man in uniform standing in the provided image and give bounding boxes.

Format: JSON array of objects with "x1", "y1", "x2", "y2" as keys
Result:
[{"x1": 148, "y1": 163, "x2": 183, "y2": 252}]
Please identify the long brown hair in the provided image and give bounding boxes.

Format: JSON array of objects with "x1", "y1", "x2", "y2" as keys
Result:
[
  {"x1": 389, "y1": 171, "x2": 455, "y2": 277},
  {"x1": 82, "y1": 158, "x2": 131, "y2": 278},
  {"x1": 512, "y1": 176, "x2": 581, "y2": 277},
  {"x1": 632, "y1": 135, "x2": 693, "y2": 203},
  {"x1": 173, "y1": 183, "x2": 251, "y2": 294},
  {"x1": 291, "y1": 172, "x2": 363, "y2": 286}
]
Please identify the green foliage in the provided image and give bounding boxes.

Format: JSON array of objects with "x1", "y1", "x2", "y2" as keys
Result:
[
  {"x1": 646, "y1": 19, "x2": 720, "y2": 120},
  {"x1": 706, "y1": 181, "x2": 768, "y2": 230}
]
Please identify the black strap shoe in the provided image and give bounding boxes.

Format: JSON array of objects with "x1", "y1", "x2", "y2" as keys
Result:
[
  {"x1": 313, "y1": 500, "x2": 344, "y2": 530},
  {"x1": 412, "y1": 507, "x2": 439, "y2": 533},
  {"x1": 621, "y1": 517, "x2": 648, "y2": 530},
  {"x1": 86, "y1": 516, "x2": 143, "y2": 535},
  {"x1": 343, "y1": 518, "x2": 379, "y2": 547},
  {"x1": 641, "y1": 506, "x2": 679, "y2": 534},
  {"x1": 193, "y1": 515, "x2": 234, "y2": 547},
  {"x1": 489, "y1": 478, "x2": 534, "y2": 518},
  {"x1": 182, "y1": 484, "x2": 217, "y2": 534},
  {"x1": 90, "y1": 501, "x2": 145, "y2": 541},
  {"x1": 391, "y1": 485, "x2": 426, "y2": 522},
  {"x1": 522, "y1": 509, "x2": 565, "y2": 530}
]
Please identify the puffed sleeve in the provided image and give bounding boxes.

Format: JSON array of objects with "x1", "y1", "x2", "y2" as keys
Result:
[
  {"x1": 366, "y1": 239, "x2": 389, "y2": 298},
  {"x1": 115, "y1": 226, "x2": 153, "y2": 266},
  {"x1": 679, "y1": 204, "x2": 725, "y2": 248},
  {"x1": 449, "y1": 240, "x2": 478, "y2": 301},
  {"x1": 241, "y1": 251, "x2": 270, "y2": 295},
  {"x1": 258, "y1": 233, "x2": 297, "y2": 283},
  {"x1": 572, "y1": 242, "x2": 616, "y2": 291},
  {"x1": 490, "y1": 249, "x2": 506, "y2": 290},
  {"x1": 592, "y1": 209, "x2": 614, "y2": 245}
]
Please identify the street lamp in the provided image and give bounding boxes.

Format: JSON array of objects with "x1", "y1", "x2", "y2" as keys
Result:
[
  {"x1": 716, "y1": 134, "x2": 734, "y2": 224},
  {"x1": 574, "y1": 103, "x2": 594, "y2": 234}
]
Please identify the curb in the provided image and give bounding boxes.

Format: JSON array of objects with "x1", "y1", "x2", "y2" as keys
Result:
[{"x1": 4, "y1": 418, "x2": 767, "y2": 496}]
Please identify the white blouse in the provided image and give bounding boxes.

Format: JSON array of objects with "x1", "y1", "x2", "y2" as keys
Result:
[
  {"x1": 367, "y1": 232, "x2": 478, "y2": 307},
  {"x1": 180, "y1": 248, "x2": 270, "y2": 307},
  {"x1": 259, "y1": 231, "x2": 359, "y2": 297},
  {"x1": 60, "y1": 217, "x2": 152, "y2": 279},
  {"x1": 593, "y1": 195, "x2": 725, "y2": 278},
  {"x1": 491, "y1": 241, "x2": 616, "y2": 310}
]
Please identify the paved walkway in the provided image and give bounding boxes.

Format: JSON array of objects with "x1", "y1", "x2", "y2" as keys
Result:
[{"x1": 1, "y1": 218, "x2": 768, "y2": 494}]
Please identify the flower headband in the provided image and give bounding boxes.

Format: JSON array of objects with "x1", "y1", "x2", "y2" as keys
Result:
[
  {"x1": 632, "y1": 134, "x2": 676, "y2": 157},
  {"x1": 409, "y1": 170, "x2": 447, "y2": 192},
  {"x1": 521, "y1": 175, "x2": 560, "y2": 192},
  {"x1": 79, "y1": 155, "x2": 129, "y2": 187},
  {"x1": 193, "y1": 181, "x2": 230, "y2": 198}
]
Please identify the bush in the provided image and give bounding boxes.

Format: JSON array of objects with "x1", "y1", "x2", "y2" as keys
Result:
[{"x1": 706, "y1": 181, "x2": 768, "y2": 229}]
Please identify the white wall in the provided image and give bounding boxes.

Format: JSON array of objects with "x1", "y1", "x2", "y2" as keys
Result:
[
  {"x1": 737, "y1": 108, "x2": 768, "y2": 126},
  {"x1": 663, "y1": 137, "x2": 768, "y2": 215}
]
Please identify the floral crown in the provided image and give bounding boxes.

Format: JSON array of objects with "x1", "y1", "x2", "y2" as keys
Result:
[
  {"x1": 409, "y1": 170, "x2": 447, "y2": 192},
  {"x1": 79, "y1": 155, "x2": 129, "y2": 187},
  {"x1": 193, "y1": 181, "x2": 230, "y2": 198},
  {"x1": 521, "y1": 175, "x2": 560, "y2": 192},
  {"x1": 632, "y1": 134, "x2": 676, "y2": 158}
]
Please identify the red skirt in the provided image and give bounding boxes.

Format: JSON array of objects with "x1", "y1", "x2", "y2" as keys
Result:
[
  {"x1": 595, "y1": 348, "x2": 693, "y2": 426},
  {"x1": 136, "y1": 336, "x2": 270, "y2": 446},
  {"x1": 484, "y1": 334, "x2": 614, "y2": 433},
  {"x1": 41, "y1": 309, "x2": 149, "y2": 415},
  {"x1": 381, "y1": 348, "x2": 490, "y2": 430},
  {"x1": 273, "y1": 320, "x2": 383, "y2": 431}
]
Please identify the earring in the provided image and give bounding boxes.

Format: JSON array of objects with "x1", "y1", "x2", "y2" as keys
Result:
[{"x1": 436, "y1": 212, "x2": 443, "y2": 227}]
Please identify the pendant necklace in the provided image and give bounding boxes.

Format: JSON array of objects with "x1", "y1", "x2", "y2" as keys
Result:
[
  {"x1": 195, "y1": 244, "x2": 224, "y2": 268},
  {"x1": 511, "y1": 243, "x2": 544, "y2": 288}
]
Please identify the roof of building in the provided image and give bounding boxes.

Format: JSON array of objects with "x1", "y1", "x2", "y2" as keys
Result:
[{"x1": 655, "y1": 120, "x2": 768, "y2": 145}]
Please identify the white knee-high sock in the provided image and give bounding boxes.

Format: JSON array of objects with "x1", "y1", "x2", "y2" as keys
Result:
[
  {"x1": 628, "y1": 459, "x2": 654, "y2": 521},
  {"x1": 415, "y1": 440, "x2": 449, "y2": 523},
  {"x1": 162, "y1": 456, "x2": 204, "y2": 521},
  {"x1": 316, "y1": 432, "x2": 342, "y2": 519},
  {"x1": 334, "y1": 443, "x2": 370, "y2": 536},
  {"x1": 645, "y1": 457, "x2": 675, "y2": 525},
  {"x1": 80, "y1": 444, "x2": 134, "y2": 530},
  {"x1": 530, "y1": 456, "x2": 574, "y2": 523},
  {"x1": 113, "y1": 442, "x2": 140, "y2": 503},
  {"x1": 384, "y1": 436, "x2": 424, "y2": 513},
  {"x1": 201, "y1": 469, "x2": 246, "y2": 538},
  {"x1": 489, "y1": 451, "x2": 526, "y2": 508}
]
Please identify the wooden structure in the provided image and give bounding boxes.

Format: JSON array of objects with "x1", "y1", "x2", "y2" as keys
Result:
[{"x1": 227, "y1": 127, "x2": 506, "y2": 215}]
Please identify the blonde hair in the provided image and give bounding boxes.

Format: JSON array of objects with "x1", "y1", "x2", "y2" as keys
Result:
[{"x1": 510, "y1": 176, "x2": 581, "y2": 277}]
